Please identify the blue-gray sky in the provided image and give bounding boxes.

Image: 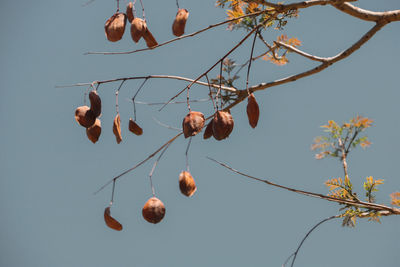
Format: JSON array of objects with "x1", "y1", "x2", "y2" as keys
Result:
[{"x1": 0, "y1": 0, "x2": 399, "y2": 266}]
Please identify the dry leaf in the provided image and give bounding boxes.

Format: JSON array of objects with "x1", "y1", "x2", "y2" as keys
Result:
[
  {"x1": 130, "y1": 18, "x2": 146, "y2": 43},
  {"x1": 179, "y1": 171, "x2": 197, "y2": 197},
  {"x1": 246, "y1": 93, "x2": 259, "y2": 128},
  {"x1": 212, "y1": 110, "x2": 234, "y2": 140},
  {"x1": 129, "y1": 118, "x2": 143, "y2": 136},
  {"x1": 75, "y1": 106, "x2": 96, "y2": 128},
  {"x1": 143, "y1": 27, "x2": 158, "y2": 48},
  {"x1": 113, "y1": 114, "x2": 122, "y2": 144},
  {"x1": 89, "y1": 90, "x2": 102, "y2": 118},
  {"x1": 86, "y1": 118, "x2": 102, "y2": 143},
  {"x1": 104, "y1": 207, "x2": 123, "y2": 231},
  {"x1": 182, "y1": 111, "x2": 205, "y2": 138},
  {"x1": 172, "y1": 9, "x2": 189, "y2": 37},
  {"x1": 203, "y1": 120, "x2": 214, "y2": 139},
  {"x1": 105, "y1": 13, "x2": 127, "y2": 42},
  {"x1": 126, "y1": 2, "x2": 134, "y2": 23},
  {"x1": 142, "y1": 197, "x2": 166, "y2": 224}
]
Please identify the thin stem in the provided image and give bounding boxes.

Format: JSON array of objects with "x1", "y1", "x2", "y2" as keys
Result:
[
  {"x1": 218, "y1": 61, "x2": 223, "y2": 109},
  {"x1": 110, "y1": 179, "x2": 116, "y2": 206},
  {"x1": 152, "y1": 116, "x2": 181, "y2": 131},
  {"x1": 176, "y1": 0, "x2": 179, "y2": 9},
  {"x1": 115, "y1": 80, "x2": 126, "y2": 114},
  {"x1": 148, "y1": 142, "x2": 172, "y2": 197},
  {"x1": 288, "y1": 215, "x2": 339, "y2": 267},
  {"x1": 205, "y1": 74, "x2": 217, "y2": 112},
  {"x1": 116, "y1": 0, "x2": 120, "y2": 12},
  {"x1": 139, "y1": 0, "x2": 145, "y2": 20},
  {"x1": 185, "y1": 137, "x2": 192, "y2": 172},
  {"x1": 132, "y1": 78, "x2": 148, "y2": 121},
  {"x1": 132, "y1": 98, "x2": 210, "y2": 106},
  {"x1": 187, "y1": 85, "x2": 191, "y2": 111},
  {"x1": 246, "y1": 31, "x2": 258, "y2": 95}
]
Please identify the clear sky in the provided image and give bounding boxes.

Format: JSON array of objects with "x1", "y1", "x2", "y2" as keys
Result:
[{"x1": 0, "y1": 0, "x2": 399, "y2": 266}]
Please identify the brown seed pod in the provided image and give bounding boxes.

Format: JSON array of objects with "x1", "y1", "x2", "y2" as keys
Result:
[
  {"x1": 105, "y1": 12, "x2": 127, "y2": 42},
  {"x1": 89, "y1": 90, "x2": 102, "y2": 118},
  {"x1": 203, "y1": 120, "x2": 213, "y2": 139},
  {"x1": 130, "y1": 17, "x2": 146, "y2": 43},
  {"x1": 113, "y1": 114, "x2": 122, "y2": 144},
  {"x1": 86, "y1": 118, "x2": 102, "y2": 144},
  {"x1": 126, "y1": 2, "x2": 134, "y2": 23},
  {"x1": 129, "y1": 118, "x2": 143, "y2": 136},
  {"x1": 104, "y1": 207, "x2": 123, "y2": 231},
  {"x1": 142, "y1": 197, "x2": 166, "y2": 224},
  {"x1": 179, "y1": 171, "x2": 197, "y2": 197},
  {"x1": 172, "y1": 9, "x2": 189, "y2": 37},
  {"x1": 75, "y1": 106, "x2": 96, "y2": 128},
  {"x1": 212, "y1": 110, "x2": 234, "y2": 140},
  {"x1": 182, "y1": 111, "x2": 205, "y2": 138},
  {"x1": 246, "y1": 93, "x2": 260, "y2": 128},
  {"x1": 143, "y1": 27, "x2": 158, "y2": 48}
]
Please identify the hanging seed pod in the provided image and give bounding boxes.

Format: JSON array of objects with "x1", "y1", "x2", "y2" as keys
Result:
[
  {"x1": 246, "y1": 93, "x2": 260, "y2": 128},
  {"x1": 104, "y1": 207, "x2": 123, "y2": 231},
  {"x1": 129, "y1": 118, "x2": 143, "y2": 136},
  {"x1": 212, "y1": 110, "x2": 234, "y2": 140},
  {"x1": 143, "y1": 28, "x2": 158, "y2": 48},
  {"x1": 179, "y1": 171, "x2": 197, "y2": 197},
  {"x1": 182, "y1": 111, "x2": 205, "y2": 138},
  {"x1": 126, "y1": 2, "x2": 134, "y2": 23},
  {"x1": 203, "y1": 120, "x2": 213, "y2": 139},
  {"x1": 113, "y1": 114, "x2": 122, "y2": 144},
  {"x1": 75, "y1": 106, "x2": 96, "y2": 128},
  {"x1": 142, "y1": 197, "x2": 166, "y2": 224},
  {"x1": 86, "y1": 119, "x2": 102, "y2": 144},
  {"x1": 172, "y1": 9, "x2": 189, "y2": 37},
  {"x1": 104, "y1": 13, "x2": 127, "y2": 42},
  {"x1": 130, "y1": 18, "x2": 146, "y2": 43},
  {"x1": 89, "y1": 90, "x2": 102, "y2": 118}
]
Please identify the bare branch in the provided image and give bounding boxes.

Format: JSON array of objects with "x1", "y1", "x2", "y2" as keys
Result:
[
  {"x1": 274, "y1": 41, "x2": 328, "y2": 62},
  {"x1": 208, "y1": 157, "x2": 400, "y2": 214},
  {"x1": 56, "y1": 74, "x2": 237, "y2": 93},
  {"x1": 332, "y1": 2, "x2": 400, "y2": 22}
]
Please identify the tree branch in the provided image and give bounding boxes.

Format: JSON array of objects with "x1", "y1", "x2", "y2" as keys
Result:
[
  {"x1": 56, "y1": 74, "x2": 237, "y2": 93},
  {"x1": 208, "y1": 157, "x2": 400, "y2": 215}
]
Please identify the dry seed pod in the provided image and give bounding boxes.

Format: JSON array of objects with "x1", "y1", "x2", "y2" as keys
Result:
[
  {"x1": 172, "y1": 9, "x2": 189, "y2": 37},
  {"x1": 75, "y1": 106, "x2": 96, "y2": 128},
  {"x1": 143, "y1": 28, "x2": 158, "y2": 48},
  {"x1": 130, "y1": 17, "x2": 146, "y2": 43},
  {"x1": 142, "y1": 197, "x2": 166, "y2": 224},
  {"x1": 86, "y1": 119, "x2": 102, "y2": 144},
  {"x1": 104, "y1": 207, "x2": 123, "y2": 231},
  {"x1": 113, "y1": 114, "x2": 122, "y2": 144},
  {"x1": 126, "y1": 2, "x2": 134, "y2": 23},
  {"x1": 89, "y1": 90, "x2": 102, "y2": 117},
  {"x1": 129, "y1": 118, "x2": 143, "y2": 136},
  {"x1": 212, "y1": 110, "x2": 234, "y2": 140},
  {"x1": 182, "y1": 111, "x2": 205, "y2": 138},
  {"x1": 246, "y1": 93, "x2": 260, "y2": 128},
  {"x1": 179, "y1": 171, "x2": 197, "y2": 197},
  {"x1": 203, "y1": 120, "x2": 213, "y2": 139},
  {"x1": 105, "y1": 13, "x2": 127, "y2": 42}
]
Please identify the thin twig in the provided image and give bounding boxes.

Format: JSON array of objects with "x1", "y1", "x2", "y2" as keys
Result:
[
  {"x1": 115, "y1": 80, "x2": 126, "y2": 114},
  {"x1": 152, "y1": 116, "x2": 181, "y2": 131},
  {"x1": 205, "y1": 74, "x2": 217, "y2": 111},
  {"x1": 287, "y1": 215, "x2": 340, "y2": 267},
  {"x1": 148, "y1": 142, "x2": 172, "y2": 197},
  {"x1": 132, "y1": 78, "x2": 148, "y2": 121},
  {"x1": 185, "y1": 137, "x2": 192, "y2": 172},
  {"x1": 94, "y1": 132, "x2": 182, "y2": 194},
  {"x1": 245, "y1": 31, "x2": 258, "y2": 95},
  {"x1": 131, "y1": 98, "x2": 210, "y2": 106}
]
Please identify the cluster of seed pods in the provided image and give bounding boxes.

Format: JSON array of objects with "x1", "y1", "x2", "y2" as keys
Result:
[{"x1": 104, "y1": 2, "x2": 190, "y2": 48}]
